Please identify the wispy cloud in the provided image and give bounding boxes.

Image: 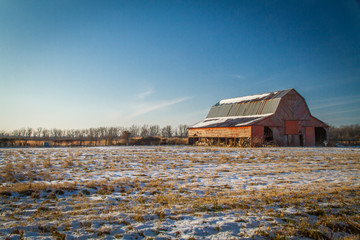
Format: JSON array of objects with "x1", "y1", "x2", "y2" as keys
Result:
[
  {"x1": 316, "y1": 108, "x2": 360, "y2": 117},
  {"x1": 230, "y1": 74, "x2": 246, "y2": 79},
  {"x1": 129, "y1": 96, "x2": 193, "y2": 119},
  {"x1": 310, "y1": 95, "x2": 360, "y2": 110},
  {"x1": 137, "y1": 89, "x2": 154, "y2": 99}
]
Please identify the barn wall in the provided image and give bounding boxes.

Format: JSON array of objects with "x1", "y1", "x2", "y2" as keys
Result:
[
  {"x1": 285, "y1": 121, "x2": 299, "y2": 135},
  {"x1": 251, "y1": 126, "x2": 264, "y2": 146},
  {"x1": 287, "y1": 134, "x2": 301, "y2": 146},
  {"x1": 276, "y1": 90, "x2": 312, "y2": 121},
  {"x1": 305, "y1": 127, "x2": 315, "y2": 147},
  {"x1": 188, "y1": 126, "x2": 251, "y2": 138},
  {"x1": 271, "y1": 127, "x2": 285, "y2": 146},
  {"x1": 254, "y1": 90, "x2": 328, "y2": 147}
]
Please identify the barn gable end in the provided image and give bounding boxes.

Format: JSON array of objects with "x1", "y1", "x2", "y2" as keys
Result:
[{"x1": 188, "y1": 89, "x2": 328, "y2": 147}]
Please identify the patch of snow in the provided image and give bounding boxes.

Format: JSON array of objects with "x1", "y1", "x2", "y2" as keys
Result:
[
  {"x1": 219, "y1": 92, "x2": 275, "y2": 105},
  {"x1": 0, "y1": 146, "x2": 359, "y2": 239}
]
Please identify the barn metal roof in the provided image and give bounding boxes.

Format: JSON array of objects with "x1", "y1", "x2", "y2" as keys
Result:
[
  {"x1": 189, "y1": 89, "x2": 294, "y2": 129},
  {"x1": 206, "y1": 89, "x2": 292, "y2": 118}
]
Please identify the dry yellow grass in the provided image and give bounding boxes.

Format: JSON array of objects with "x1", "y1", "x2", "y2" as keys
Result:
[{"x1": 0, "y1": 146, "x2": 359, "y2": 239}]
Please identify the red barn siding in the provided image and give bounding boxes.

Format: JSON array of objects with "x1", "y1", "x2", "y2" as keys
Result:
[
  {"x1": 251, "y1": 126, "x2": 264, "y2": 146},
  {"x1": 285, "y1": 121, "x2": 299, "y2": 135},
  {"x1": 276, "y1": 91, "x2": 311, "y2": 120},
  {"x1": 306, "y1": 127, "x2": 315, "y2": 147}
]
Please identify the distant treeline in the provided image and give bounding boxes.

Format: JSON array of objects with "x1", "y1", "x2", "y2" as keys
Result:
[
  {"x1": 1, "y1": 124, "x2": 359, "y2": 147},
  {"x1": 329, "y1": 124, "x2": 360, "y2": 146},
  {"x1": 0, "y1": 124, "x2": 188, "y2": 139}
]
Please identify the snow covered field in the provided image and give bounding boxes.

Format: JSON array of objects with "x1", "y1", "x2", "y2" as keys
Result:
[{"x1": 0, "y1": 146, "x2": 359, "y2": 239}]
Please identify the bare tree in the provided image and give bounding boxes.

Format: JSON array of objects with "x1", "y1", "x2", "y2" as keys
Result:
[
  {"x1": 18, "y1": 128, "x2": 26, "y2": 137},
  {"x1": 88, "y1": 128, "x2": 97, "y2": 139},
  {"x1": 149, "y1": 125, "x2": 160, "y2": 136},
  {"x1": 65, "y1": 129, "x2": 74, "y2": 138},
  {"x1": 36, "y1": 127, "x2": 43, "y2": 138},
  {"x1": 173, "y1": 128, "x2": 178, "y2": 137},
  {"x1": 12, "y1": 129, "x2": 20, "y2": 137},
  {"x1": 118, "y1": 127, "x2": 126, "y2": 137},
  {"x1": 329, "y1": 124, "x2": 360, "y2": 143},
  {"x1": 178, "y1": 124, "x2": 188, "y2": 138},
  {"x1": 140, "y1": 125, "x2": 149, "y2": 137},
  {"x1": 98, "y1": 127, "x2": 107, "y2": 139},
  {"x1": 129, "y1": 125, "x2": 140, "y2": 137},
  {"x1": 92, "y1": 128, "x2": 101, "y2": 139},
  {"x1": 51, "y1": 128, "x2": 63, "y2": 138},
  {"x1": 26, "y1": 127, "x2": 33, "y2": 138},
  {"x1": 161, "y1": 125, "x2": 172, "y2": 138},
  {"x1": 74, "y1": 129, "x2": 81, "y2": 138},
  {"x1": 82, "y1": 129, "x2": 88, "y2": 138},
  {"x1": 107, "y1": 127, "x2": 119, "y2": 139},
  {"x1": 42, "y1": 129, "x2": 50, "y2": 138}
]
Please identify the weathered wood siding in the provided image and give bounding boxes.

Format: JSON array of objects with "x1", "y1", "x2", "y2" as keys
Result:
[
  {"x1": 251, "y1": 125, "x2": 264, "y2": 146},
  {"x1": 285, "y1": 120, "x2": 299, "y2": 135},
  {"x1": 276, "y1": 90, "x2": 312, "y2": 121},
  {"x1": 253, "y1": 89, "x2": 328, "y2": 146},
  {"x1": 305, "y1": 127, "x2": 315, "y2": 147},
  {"x1": 188, "y1": 126, "x2": 251, "y2": 138}
]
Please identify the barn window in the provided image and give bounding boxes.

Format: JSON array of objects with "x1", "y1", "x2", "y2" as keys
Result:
[{"x1": 264, "y1": 126, "x2": 273, "y2": 143}]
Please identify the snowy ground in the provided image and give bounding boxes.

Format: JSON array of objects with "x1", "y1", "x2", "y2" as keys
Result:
[{"x1": 0, "y1": 146, "x2": 359, "y2": 239}]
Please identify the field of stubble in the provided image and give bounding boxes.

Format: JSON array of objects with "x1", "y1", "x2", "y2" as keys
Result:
[{"x1": 0, "y1": 146, "x2": 359, "y2": 240}]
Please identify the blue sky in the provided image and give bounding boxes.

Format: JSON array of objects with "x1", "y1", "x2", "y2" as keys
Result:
[{"x1": 1, "y1": 0, "x2": 359, "y2": 130}]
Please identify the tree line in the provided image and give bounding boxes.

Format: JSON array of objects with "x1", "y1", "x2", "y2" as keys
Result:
[
  {"x1": 1, "y1": 124, "x2": 359, "y2": 145},
  {"x1": 329, "y1": 124, "x2": 360, "y2": 145},
  {"x1": 0, "y1": 124, "x2": 189, "y2": 139}
]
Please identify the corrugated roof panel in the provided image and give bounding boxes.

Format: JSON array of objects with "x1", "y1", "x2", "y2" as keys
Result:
[
  {"x1": 241, "y1": 102, "x2": 250, "y2": 116},
  {"x1": 228, "y1": 103, "x2": 240, "y2": 116},
  {"x1": 206, "y1": 106, "x2": 220, "y2": 118},
  {"x1": 236, "y1": 102, "x2": 247, "y2": 116},
  {"x1": 208, "y1": 99, "x2": 281, "y2": 118},
  {"x1": 257, "y1": 101, "x2": 267, "y2": 114},
  {"x1": 245, "y1": 101, "x2": 262, "y2": 115},
  {"x1": 205, "y1": 89, "x2": 291, "y2": 119},
  {"x1": 217, "y1": 104, "x2": 232, "y2": 117},
  {"x1": 261, "y1": 99, "x2": 281, "y2": 114}
]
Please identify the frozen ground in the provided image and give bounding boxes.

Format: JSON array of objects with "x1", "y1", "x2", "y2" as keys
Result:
[{"x1": 0, "y1": 146, "x2": 359, "y2": 239}]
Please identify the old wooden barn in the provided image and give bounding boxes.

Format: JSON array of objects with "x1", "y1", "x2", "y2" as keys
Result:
[{"x1": 188, "y1": 89, "x2": 328, "y2": 147}]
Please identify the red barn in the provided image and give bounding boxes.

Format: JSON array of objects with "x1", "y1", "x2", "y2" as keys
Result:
[{"x1": 188, "y1": 89, "x2": 328, "y2": 147}]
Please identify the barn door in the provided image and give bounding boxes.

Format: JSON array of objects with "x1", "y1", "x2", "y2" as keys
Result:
[
  {"x1": 285, "y1": 121, "x2": 299, "y2": 135},
  {"x1": 315, "y1": 127, "x2": 327, "y2": 146},
  {"x1": 285, "y1": 121, "x2": 300, "y2": 146}
]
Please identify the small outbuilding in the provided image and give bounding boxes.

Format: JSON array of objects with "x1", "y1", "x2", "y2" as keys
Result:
[{"x1": 188, "y1": 89, "x2": 328, "y2": 147}]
